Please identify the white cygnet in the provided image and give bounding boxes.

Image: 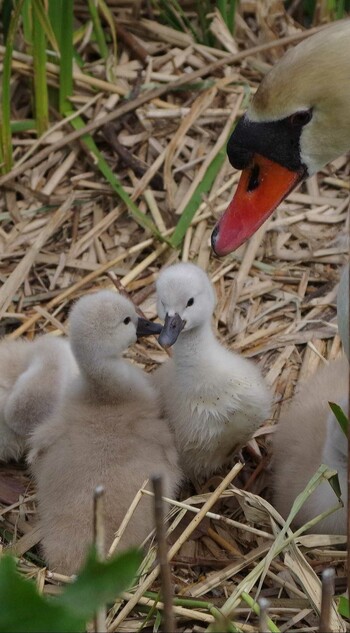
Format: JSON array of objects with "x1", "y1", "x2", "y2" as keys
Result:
[
  {"x1": 28, "y1": 290, "x2": 181, "y2": 574},
  {"x1": 155, "y1": 263, "x2": 272, "y2": 481},
  {"x1": 0, "y1": 335, "x2": 77, "y2": 461}
]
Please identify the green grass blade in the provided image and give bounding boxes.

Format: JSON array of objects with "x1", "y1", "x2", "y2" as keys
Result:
[
  {"x1": 227, "y1": 0, "x2": 236, "y2": 34},
  {"x1": 196, "y1": 0, "x2": 214, "y2": 47},
  {"x1": 241, "y1": 592, "x2": 280, "y2": 633},
  {"x1": 67, "y1": 113, "x2": 162, "y2": 237},
  {"x1": 0, "y1": 0, "x2": 26, "y2": 173},
  {"x1": 169, "y1": 146, "x2": 227, "y2": 248},
  {"x1": 338, "y1": 596, "x2": 350, "y2": 618},
  {"x1": 48, "y1": 0, "x2": 63, "y2": 43},
  {"x1": 58, "y1": 0, "x2": 74, "y2": 114},
  {"x1": 10, "y1": 119, "x2": 36, "y2": 133},
  {"x1": 87, "y1": 0, "x2": 109, "y2": 61},
  {"x1": 21, "y1": 0, "x2": 32, "y2": 47},
  {"x1": 329, "y1": 401, "x2": 349, "y2": 437},
  {"x1": 218, "y1": 0, "x2": 236, "y2": 33},
  {"x1": 1, "y1": 0, "x2": 13, "y2": 41},
  {"x1": 98, "y1": 0, "x2": 118, "y2": 59},
  {"x1": 32, "y1": 0, "x2": 59, "y2": 52},
  {"x1": 32, "y1": 0, "x2": 49, "y2": 134}
]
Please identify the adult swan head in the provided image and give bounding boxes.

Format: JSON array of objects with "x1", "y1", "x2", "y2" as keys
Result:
[{"x1": 212, "y1": 20, "x2": 350, "y2": 256}]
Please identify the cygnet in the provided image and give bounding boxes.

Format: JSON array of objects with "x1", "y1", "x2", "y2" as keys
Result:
[
  {"x1": 28, "y1": 290, "x2": 181, "y2": 574},
  {"x1": 155, "y1": 263, "x2": 272, "y2": 481},
  {"x1": 273, "y1": 356, "x2": 348, "y2": 534},
  {"x1": 0, "y1": 335, "x2": 77, "y2": 461}
]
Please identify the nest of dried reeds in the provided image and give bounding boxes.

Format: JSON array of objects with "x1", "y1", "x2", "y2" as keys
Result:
[{"x1": 0, "y1": 1, "x2": 349, "y2": 631}]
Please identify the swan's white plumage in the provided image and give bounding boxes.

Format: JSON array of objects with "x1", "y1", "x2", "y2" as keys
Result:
[
  {"x1": 155, "y1": 263, "x2": 271, "y2": 480},
  {"x1": 0, "y1": 335, "x2": 77, "y2": 461},
  {"x1": 28, "y1": 291, "x2": 181, "y2": 574}
]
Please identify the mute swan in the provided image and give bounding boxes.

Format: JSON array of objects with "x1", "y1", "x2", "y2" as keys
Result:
[
  {"x1": 155, "y1": 263, "x2": 271, "y2": 480},
  {"x1": 273, "y1": 356, "x2": 348, "y2": 534},
  {"x1": 28, "y1": 291, "x2": 180, "y2": 574},
  {"x1": 211, "y1": 20, "x2": 350, "y2": 255},
  {"x1": 0, "y1": 335, "x2": 77, "y2": 462}
]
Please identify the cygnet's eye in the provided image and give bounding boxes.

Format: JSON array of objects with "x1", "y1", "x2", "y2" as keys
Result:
[
  {"x1": 186, "y1": 297, "x2": 194, "y2": 307},
  {"x1": 123, "y1": 316, "x2": 131, "y2": 325}
]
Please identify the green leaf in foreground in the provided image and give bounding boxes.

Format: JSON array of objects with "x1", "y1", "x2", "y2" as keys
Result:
[
  {"x1": 329, "y1": 401, "x2": 349, "y2": 437},
  {"x1": 338, "y1": 595, "x2": 350, "y2": 619},
  {"x1": 0, "y1": 548, "x2": 142, "y2": 633},
  {"x1": 60, "y1": 547, "x2": 142, "y2": 619},
  {"x1": 0, "y1": 555, "x2": 84, "y2": 633}
]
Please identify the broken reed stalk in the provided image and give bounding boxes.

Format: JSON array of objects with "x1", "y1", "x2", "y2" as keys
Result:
[
  {"x1": 258, "y1": 597, "x2": 270, "y2": 633},
  {"x1": 93, "y1": 485, "x2": 106, "y2": 633},
  {"x1": 152, "y1": 475, "x2": 175, "y2": 633},
  {"x1": 318, "y1": 568, "x2": 335, "y2": 633}
]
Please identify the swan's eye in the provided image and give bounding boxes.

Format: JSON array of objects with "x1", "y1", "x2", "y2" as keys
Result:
[
  {"x1": 289, "y1": 110, "x2": 312, "y2": 127},
  {"x1": 123, "y1": 316, "x2": 131, "y2": 325},
  {"x1": 186, "y1": 298, "x2": 194, "y2": 307}
]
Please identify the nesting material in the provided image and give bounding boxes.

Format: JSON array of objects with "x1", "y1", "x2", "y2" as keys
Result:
[
  {"x1": 28, "y1": 291, "x2": 181, "y2": 574},
  {"x1": 0, "y1": 4, "x2": 349, "y2": 631}
]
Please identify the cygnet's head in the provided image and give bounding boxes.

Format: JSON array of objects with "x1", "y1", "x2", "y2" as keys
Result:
[
  {"x1": 69, "y1": 291, "x2": 161, "y2": 370},
  {"x1": 156, "y1": 263, "x2": 216, "y2": 347}
]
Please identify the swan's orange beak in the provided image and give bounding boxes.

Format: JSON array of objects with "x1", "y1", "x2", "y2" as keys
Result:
[{"x1": 211, "y1": 154, "x2": 303, "y2": 256}]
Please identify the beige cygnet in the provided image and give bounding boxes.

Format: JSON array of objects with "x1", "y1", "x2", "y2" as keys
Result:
[
  {"x1": 28, "y1": 290, "x2": 181, "y2": 574},
  {"x1": 155, "y1": 263, "x2": 272, "y2": 481},
  {"x1": 273, "y1": 356, "x2": 348, "y2": 534},
  {"x1": 0, "y1": 335, "x2": 77, "y2": 461}
]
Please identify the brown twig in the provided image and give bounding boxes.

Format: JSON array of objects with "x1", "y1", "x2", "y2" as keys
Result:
[
  {"x1": 319, "y1": 568, "x2": 335, "y2": 633},
  {"x1": 102, "y1": 125, "x2": 164, "y2": 190},
  {"x1": 107, "y1": 271, "x2": 147, "y2": 319},
  {"x1": 152, "y1": 475, "x2": 175, "y2": 633},
  {"x1": 115, "y1": 23, "x2": 149, "y2": 64}
]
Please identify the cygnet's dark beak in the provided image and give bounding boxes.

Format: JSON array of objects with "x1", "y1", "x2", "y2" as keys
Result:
[
  {"x1": 136, "y1": 317, "x2": 163, "y2": 338},
  {"x1": 158, "y1": 313, "x2": 185, "y2": 348}
]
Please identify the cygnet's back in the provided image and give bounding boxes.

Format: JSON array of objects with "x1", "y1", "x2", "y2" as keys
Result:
[
  {"x1": 155, "y1": 263, "x2": 271, "y2": 480},
  {"x1": 0, "y1": 335, "x2": 77, "y2": 461},
  {"x1": 273, "y1": 356, "x2": 348, "y2": 534},
  {"x1": 29, "y1": 291, "x2": 181, "y2": 574}
]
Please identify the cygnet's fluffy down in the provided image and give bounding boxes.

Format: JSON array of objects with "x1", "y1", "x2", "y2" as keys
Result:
[
  {"x1": 28, "y1": 291, "x2": 181, "y2": 575},
  {"x1": 273, "y1": 356, "x2": 348, "y2": 534},
  {"x1": 155, "y1": 263, "x2": 271, "y2": 480},
  {"x1": 0, "y1": 335, "x2": 77, "y2": 461}
]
